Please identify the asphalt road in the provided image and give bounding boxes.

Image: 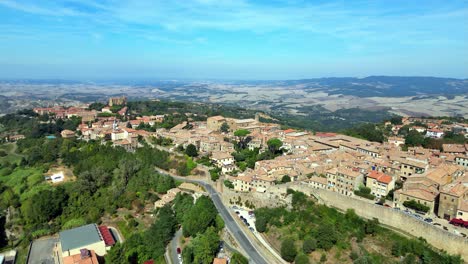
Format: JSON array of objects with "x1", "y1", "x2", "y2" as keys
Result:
[
  {"x1": 156, "y1": 168, "x2": 268, "y2": 264},
  {"x1": 170, "y1": 228, "x2": 183, "y2": 264}
]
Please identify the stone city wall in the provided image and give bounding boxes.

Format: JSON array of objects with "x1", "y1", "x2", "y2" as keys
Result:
[{"x1": 290, "y1": 184, "x2": 468, "y2": 260}]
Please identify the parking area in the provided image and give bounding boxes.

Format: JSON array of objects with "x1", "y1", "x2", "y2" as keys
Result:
[
  {"x1": 28, "y1": 236, "x2": 58, "y2": 264},
  {"x1": 393, "y1": 207, "x2": 468, "y2": 238},
  {"x1": 231, "y1": 206, "x2": 256, "y2": 233}
]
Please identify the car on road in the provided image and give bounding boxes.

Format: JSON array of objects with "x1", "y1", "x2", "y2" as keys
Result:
[
  {"x1": 177, "y1": 247, "x2": 181, "y2": 254},
  {"x1": 412, "y1": 214, "x2": 423, "y2": 220}
]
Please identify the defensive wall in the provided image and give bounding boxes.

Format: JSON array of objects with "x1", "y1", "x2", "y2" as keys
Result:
[{"x1": 290, "y1": 184, "x2": 468, "y2": 260}]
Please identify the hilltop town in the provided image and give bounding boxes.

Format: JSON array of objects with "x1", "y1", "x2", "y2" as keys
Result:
[{"x1": 0, "y1": 97, "x2": 467, "y2": 264}]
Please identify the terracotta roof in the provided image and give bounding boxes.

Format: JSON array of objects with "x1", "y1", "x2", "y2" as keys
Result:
[
  {"x1": 98, "y1": 226, "x2": 115, "y2": 246},
  {"x1": 212, "y1": 151, "x2": 233, "y2": 160},
  {"x1": 337, "y1": 168, "x2": 361, "y2": 178},
  {"x1": 213, "y1": 258, "x2": 228, "y2": 264},
  {"x1": 209, "y1": 116, "x2": 225, "y2": 121},
  {"x1": 307, "y1": 176, "x2": 328, "y2": 185},
  {"x1": 235, "y1": 175, "x2": 253, "y2": 182},
  {"x1": 402, "y1": 189, "x2": 437, "y2": 201},
  {"x1": 458, "y1": 200, "x2": 468, "y2": 212},
  {"x1": 442, "y1": 144, "x2": 465, "y2": 153},
  {"x1": 63, "y1": 249, "x2": 99, "y2": 264},
  {"x1": 367, "y1": 170, "x2": 393, "y2": 184}
]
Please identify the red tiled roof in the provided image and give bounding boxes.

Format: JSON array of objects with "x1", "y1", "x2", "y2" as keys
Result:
[
  {"x1": 98, "y1": 226, "x2": 115, "y2": 246},
  {"x1": 315, "y1": 132, "x2": 337, "y2": 138},
  {"x1": 368, "y1": 170, "x2": 393, "y2": 184}
]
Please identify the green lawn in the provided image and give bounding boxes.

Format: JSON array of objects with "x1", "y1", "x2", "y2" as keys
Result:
[
  {"x1": 0, "y1": 167, "x2": 51, "y2": 201},
  {"x1": 0, "y1": 143, "x2": 23, "y2": 165}
]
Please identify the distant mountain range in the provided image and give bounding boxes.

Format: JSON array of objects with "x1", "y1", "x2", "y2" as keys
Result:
[
  {"x1": 227, "y1": 76, "x2": 468, "y2": 97},
  {"x1": 2, "y1": 76, "x2": 466, "y2": 98}
]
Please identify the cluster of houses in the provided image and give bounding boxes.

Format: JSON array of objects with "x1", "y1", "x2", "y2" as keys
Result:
[
  {"x1": 159, "y1": 115, "x2": 467, "y2": 221},
  {"x1": 149, "y1": 114, "x2": 467, "y2": 222},
  {"x1": 389, "y1": 116, "x2": 468, "y2": 139},
  {"x1": 28, "y1": 103, "x2": 468, "y2": 222},
  {"x1": 33, "y1": 106, "x2": 98, "y2": 123}
]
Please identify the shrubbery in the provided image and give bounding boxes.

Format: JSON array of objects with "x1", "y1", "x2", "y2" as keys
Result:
[{"x1": 403, "y1": 200, "x2": 430, "y2": 213}]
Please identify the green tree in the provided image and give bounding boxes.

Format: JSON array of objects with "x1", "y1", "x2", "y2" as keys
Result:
[
  {"x1": 234, "y1": 129, "x2": 251, "y2": 149},
  {"x1": 192, "y1": 227, "x2": 220, "y2": 264},
  {"x1": 182, "y1": 245, "x2": 194, "y2": 264},
  {"x1": 223, "y1": 180, "x2": 234, "y2": 189},
  {"x1": 405, "y1": 130, "x2": 425, "y2": 146},
  {"x1": 104, "y1": 243, "x2": 127, "y2": 264},
  {"x1": 183, "y1": 196, "x2": 217, "y2": 237},
  {"x1": 220, "y1": 122, "x2": 230, "y2": 133},
  {"x1": 267, "y1": 138, "x2": 283, "y2": 153},
  {"x1": 390, "y1": 116, "x2": 403, "y2": 125},
  {"x1": 302, "y1": 237, "x2": 317, "y2": 254},
  {"x1": 230, "y1": 252, "x2": 248, "y2": 264},
  {"x1": 280, "y1": 238, "x2": 297, "y2": 262},
  {"x1": 281, "y1": 175, "x2": 291, "y2": 183},
  {"x1": 215, "y1": 214, "x2": 225, "y2": 232},
  {"x1": 364, "y1": 218, "x2": 379, "y2": 235},
  {"x1": 234, "y1": 129, "x2": 251, "y2": 137},
  {"x1": 185, "y1": 144, "x2": 198, "y2": 157},
  {"x1": 295, "y1": 253, "x2": 310, "y2": 264},
  {"x1": 255, "y1": 216, "x2": 267, "y2": 233},
  {"x1": 316, "y1": 224, "x2": 338, "y2": 250}
]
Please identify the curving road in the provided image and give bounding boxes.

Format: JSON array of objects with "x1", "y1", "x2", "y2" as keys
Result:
[{"x1": 156, "y1": 168, "x2": 269, "y2": 264}]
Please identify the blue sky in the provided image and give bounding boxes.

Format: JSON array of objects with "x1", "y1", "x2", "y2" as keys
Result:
[{"x1": 0, "y1": 0, "x2": 467, "y2": 80}]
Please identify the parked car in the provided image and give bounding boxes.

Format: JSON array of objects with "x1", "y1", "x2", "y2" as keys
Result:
[
  {"x1": 177, "y1": 247, "x2": 181, "y2": 254},
  {"x1": 249, "y1": 227, "x2": 255, "y2": 232},
  {"x1": 393, "y1": 207, "x2": 400, "y2": 211},
  {"x1": 449, "y1": 218, "x2": 468, "y2": 227},
  {"x1": 413, "y1": 214, "x2": 423, "y2": 220},
  {"x1": 232, "y1": 206, "x2": 239, "y2": 210},
  {"x1": 248, "y1": 211, "x2": 254, "y2": 215},
  {"x1": 424, "y1": 218, "x2": 433, "y2": 223},
  {"x1": 235, "y1": 211, "x2": 240, "y2": 214}
]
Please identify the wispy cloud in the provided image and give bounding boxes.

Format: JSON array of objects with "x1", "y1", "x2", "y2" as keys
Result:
[{"x1": 0, "y1": 0, "x2": 467, "y2": 78}]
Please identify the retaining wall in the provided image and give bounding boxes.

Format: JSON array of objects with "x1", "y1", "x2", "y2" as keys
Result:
[{"x1": 290, "y1": 184, "x2": 468, "y2": 260}]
